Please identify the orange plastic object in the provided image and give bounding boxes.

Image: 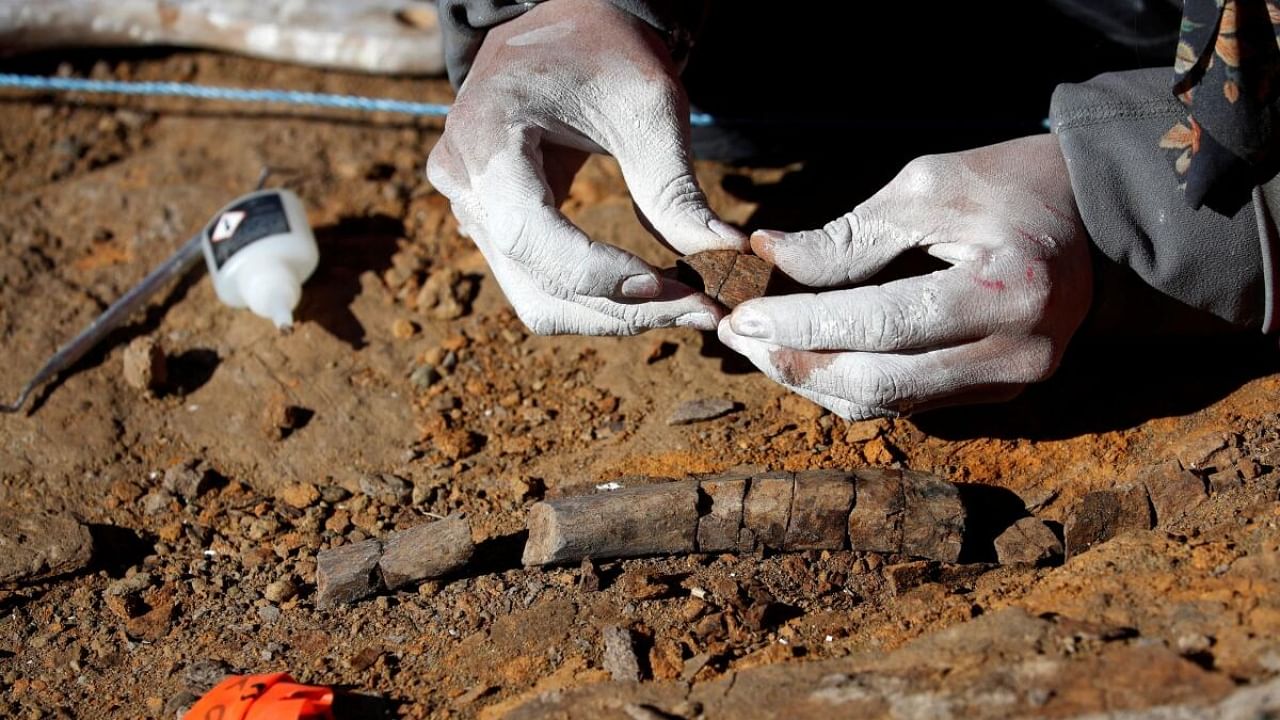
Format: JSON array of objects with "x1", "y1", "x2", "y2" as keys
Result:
[{"x1": 183, "y1": 673, "x2": 335, "y2": 720}]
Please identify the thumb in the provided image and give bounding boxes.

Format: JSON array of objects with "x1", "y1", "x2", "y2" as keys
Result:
[
  {"x1": 608, "y1": 117, "x2": 748, "y2": 256},
  {"x1": 750, "y1": 206, "x2": 915, "y2": 288}
]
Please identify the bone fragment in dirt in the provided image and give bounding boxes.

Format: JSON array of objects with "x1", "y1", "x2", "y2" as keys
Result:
[
  {"x1": 522, "y1": 467, "x2": 968, "y2": 566},
  {"x1": 675, "y1": 250, "x2": 778, "y2": 308},
  {"x1": 316, "y1": 515, "x2": 473, "y2": 605}
]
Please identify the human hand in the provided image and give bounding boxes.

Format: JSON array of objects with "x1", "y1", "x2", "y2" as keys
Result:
[
  {"x1": 719, "y1": 135, "x2": 1093, "y2": 419},
  {"x1": 426, "y1": 0, "x2": 746, "y2": 335}
]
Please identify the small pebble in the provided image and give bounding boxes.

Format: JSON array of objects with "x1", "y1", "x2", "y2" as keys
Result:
[
  {"x1": 278, "y1": 482, "x2": 321, "y2": 509},
  {"x1": 667, "y1": 398, "x2": 739, "y2": 426},
  {"x1": 410, "y1": 365, "x2": 441, "y2": 389},
  {"x1": 391, "y1": 318, "x2": 416, "y2": 339},
  {"x1": 263, "y1": 577, "x2": 299, "y2": 604},
  {"x1": 122, "y1": 336, "x2": 167, "y2": 395}
]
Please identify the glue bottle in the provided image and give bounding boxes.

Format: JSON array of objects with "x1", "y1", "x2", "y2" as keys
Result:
[{"x1": 200, "y1": 188, "x2": 319, "y2": 329}]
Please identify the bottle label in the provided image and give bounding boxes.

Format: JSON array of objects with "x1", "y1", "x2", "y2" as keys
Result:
[{"x1": 207, "y1": 193, "x2": 290, "y2": 268}]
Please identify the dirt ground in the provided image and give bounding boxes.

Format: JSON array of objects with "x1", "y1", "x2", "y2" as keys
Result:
[{"x1": 3, "y1": 50, "x2": 1280, "y2": 719}]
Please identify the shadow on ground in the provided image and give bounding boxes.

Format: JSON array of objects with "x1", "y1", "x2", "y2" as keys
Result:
[{"x1": 296, "y1": 214, "x2": 402, "y2": 350}]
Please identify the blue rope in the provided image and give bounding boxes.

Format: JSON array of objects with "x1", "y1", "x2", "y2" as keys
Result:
[{"x1": 0, "y1": 72, "x2": 718, "y2": 126}]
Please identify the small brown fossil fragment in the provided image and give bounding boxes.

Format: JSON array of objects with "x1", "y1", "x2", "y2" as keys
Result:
[{"x1": 676, "y1": 250, "x2": 777, "y2": 308}]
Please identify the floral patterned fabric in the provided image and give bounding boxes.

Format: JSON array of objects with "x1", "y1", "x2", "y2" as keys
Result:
[{"x1": 1162, "y1": 0, "x2": 1280, "y2": 212}]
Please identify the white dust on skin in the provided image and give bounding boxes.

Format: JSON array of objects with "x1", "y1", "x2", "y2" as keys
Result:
[{"x1": 507, "y1": 19, "x2": 576, "y2": 47}]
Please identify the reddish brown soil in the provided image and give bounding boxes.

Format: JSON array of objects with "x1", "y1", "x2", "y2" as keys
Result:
[{"x1": 1, "y1": 50, "x2": 1279, "y2": 719}]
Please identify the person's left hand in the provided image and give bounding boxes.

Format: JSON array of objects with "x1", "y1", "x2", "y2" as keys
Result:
[{"x1": 718, "y1": 135, "x2": 1093, "y2": 419}]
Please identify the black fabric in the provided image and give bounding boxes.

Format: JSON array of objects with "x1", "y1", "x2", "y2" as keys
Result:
[
  {"x1": 439, "y1": 0, "x2": 708, "y2": 87},
  {"x1": 439, "y1": 0, "x2": 543, "y2": 87},
  {"x1": 1163, "y1": 0, "x2": 1280, "y2": 213}
]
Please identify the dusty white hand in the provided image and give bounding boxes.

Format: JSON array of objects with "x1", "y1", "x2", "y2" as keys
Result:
[
  {"x1": 719, "y1": 135, "x2": 1093, "y2": 419},
  {"x1": 427, "y1": 0, "x2": 746, "y2": 335}
]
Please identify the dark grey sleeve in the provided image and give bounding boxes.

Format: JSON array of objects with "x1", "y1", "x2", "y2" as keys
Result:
[
  {"x1": 439, "y1": 0, "x2": 709, "y2": 87},
  {"x1": 1050, "y1": 69, "x2": 1279, "y2": 335}
]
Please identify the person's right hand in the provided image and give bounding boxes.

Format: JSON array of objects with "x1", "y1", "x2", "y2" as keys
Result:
[
  {"x1": 718, "y1": 135, "x2": 1094, "y2": 419},
  {"x1": 427, "y1": 0, "x2": 746, "y2": 336}
]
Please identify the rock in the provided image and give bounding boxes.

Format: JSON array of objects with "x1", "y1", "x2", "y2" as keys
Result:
[
  {"x1": 1064, "y1": 484, "x2": 1154, "y2": 557},
  {"x1": 786, "y1": 469, "x2": 856, "y2": 551},
  {"x1": 165, "y1": 691, "x2": 199, "y2": 720},
  {"x1": 416, "y1": 268, "x2": 472, "y2": 320},
  {"x1": 122, "y1": 336, "x2": 167, "y2": 395},
  {"x1": 0, "y1": 511, "x2": 94, "y2": 584},
  {"x1": 261, "y1": 395, "x2": 309, "y2": 440},
  {"x1": 107, "y1": 572, "x2": 155, "y2": 597},
  {"x1": 410, "y1": 364, "x2": 441, "y2": 390},
  {"x1": 885, "y1": 560, "x2": 936, "y2": 596},
  {"x1": 779, "y1": 394, "x2": 825, "y2": 421},
  {"x1": 277, "y1": 482, "x2": 321, "y2": 510},
  {"x1": 1239, "y1": 458, "x2": 1263, "y2": 480},
  {"x1": 453, "y1": 684, "x2": 496, "y2": 708},
  {"x1": 105, "y1": 591, "x2": 146, "y2": 620},
  {"x1": 182, "y1": 659, "x2": 232, "y2": 695},
  {"x1": 345, "y1": 646, "x2": 385, "y2": 673},
  {"x1": 434, "y1": 429, "x2": 481, "y2": 462},
  {"x1": 680, "y1": 653, "x2": 712, "y2": 682},
  {"x1": 667, "y1": 398, "x2": 739, "y2": 426},
  {"x1": 743, "y1": 472, "x2": 794, "y2": 550},
  {"x1": 645, "y1": 340, "x2": 678, "y2": 365},
  {"x1": 316, "y1": 539, "x2": 383, "y2": 606},
  {"x1": 142, "y1": 489, "x2": 176, "y2": 516},
  {"x1": 319, "y1": 485, "x2": 351, "y2": 504},
  {"x1": 649, "y1": 638, "x2": 684, "y2": 680},
  {"x1": 1169, "y1": 430, "x2": 1231, "y2": 471},
  {"x1": 993, "y1": 517, "x2": 1063, "y2": 566},
  {"x1": 616, "y1": 568, "x2": 672, "y2": 601},
  {"x1": 1139, "y1": 461, "x2": 1207, "y2": 526},
  {"x1": 577, "y1": 557, "x2": 602, "y2": 592},
  {"x1": 861, "y1": 435, "x2": 901, "y2": 465},
  {"x1": 844, "y1": 420, "x2": 886, "y2": 443},
  {"x1": 378, "y1": 516, "x2": 474, "y2": 590},
  {"x1": 256, "y1": 605, "x2": 281, "y2": 623},
  {"x1": 109, "y1": 478, "x2": 144, "y2": 504},
  {"x1": 162, "y1": 460, "x2": 216, "y2": 501},
  {"x1": 523, "y1": 483, "x2": 699, "y2": 566},
  {"x1": 602, "y1": 625, "x2": 642, "y2": 682},
  {"x1": 1207, "y1": 468, "x2": 1244, "y2": 494},
  {"x1": 263, "y1": 576, "x2": 299, "y2": 604},
  {"x1": 696, "y1": 476, "x2": 747, "y2": 553},
  {"x1": 245, "y1": 516, "x2": 280, "y2": 541},
  {"x1": 124, "y1": 586, "x2": 176, "y2": 641},
  {"x1": 1176, "y1": 633, "x2": 1213, "y2": 655},
  {"x1": 391, "y1": 318, "x2": 417, "y2": 339},
  {"x1": 359, "y1": 473, "x2": 413, "y2": 506}
]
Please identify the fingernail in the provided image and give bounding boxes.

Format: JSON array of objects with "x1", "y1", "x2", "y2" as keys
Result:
[
  {"x1": 675, "y1": 311, "x2": 718, "y2": 331},
  {"x1": 709, "y1": 219, "x2": 748, "y2": 245},
  {"x1": 620, "y1": 273, "x2": 661, "y2": 298},
  {"x1": 729, "y1": 307, "x2": 773, "y2": 340},
  {"x1": 750, "y1": 229, "x2": 786, "y2": 261}
]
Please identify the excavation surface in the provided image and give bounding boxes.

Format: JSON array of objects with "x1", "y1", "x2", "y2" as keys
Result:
[{"x1": 2, "y1": 51, "x2": 1280, "y2": 719}]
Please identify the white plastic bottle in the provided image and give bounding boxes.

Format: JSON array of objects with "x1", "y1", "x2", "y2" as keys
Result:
[{"x1": 199, "y1": 188, "x2": 319, "y2": 330}]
